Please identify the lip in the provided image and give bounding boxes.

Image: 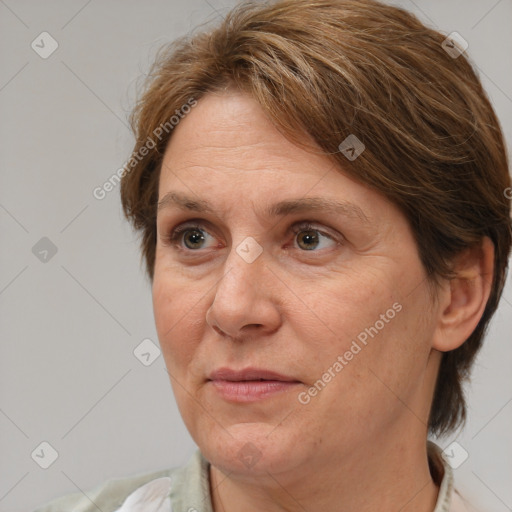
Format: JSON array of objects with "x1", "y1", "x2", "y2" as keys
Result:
[
  {"x1": 208, "y1": 367, "x2": 302, "y2": 402},
  {"x1": 208, "y1": 367, "x2": 299, "y2": 382}
]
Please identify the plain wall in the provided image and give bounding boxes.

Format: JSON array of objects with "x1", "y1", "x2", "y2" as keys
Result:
[{"x1": 0, "y1": 1, "x2": 511, "y2": 511}]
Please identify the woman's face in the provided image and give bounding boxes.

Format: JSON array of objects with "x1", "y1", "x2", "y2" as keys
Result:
[{"x1": 153, "y1": 90, "x2": 442, "y2": 478}]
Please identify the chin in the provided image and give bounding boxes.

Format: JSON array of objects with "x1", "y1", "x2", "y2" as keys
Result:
[{"x1": 195, "y1": 421, "x2": 301, "y2": 476}]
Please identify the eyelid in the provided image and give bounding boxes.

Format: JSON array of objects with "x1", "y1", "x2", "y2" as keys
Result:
[{"x1": 290, "y1": 221, "x2": 338, "y2": 240}]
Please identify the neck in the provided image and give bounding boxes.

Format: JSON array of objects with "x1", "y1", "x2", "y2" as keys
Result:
[{"x1": 209, "y1": 434, "x2": 440, "y2": 512}]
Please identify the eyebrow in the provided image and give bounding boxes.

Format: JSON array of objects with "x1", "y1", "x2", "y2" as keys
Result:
[{"x1": 157, "y1": 191, "x2": 370, "y2": 224}]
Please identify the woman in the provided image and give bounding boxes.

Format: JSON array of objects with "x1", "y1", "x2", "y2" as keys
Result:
[{"x1": 34, "y1": 0, "x2": 511, "y2": 511}]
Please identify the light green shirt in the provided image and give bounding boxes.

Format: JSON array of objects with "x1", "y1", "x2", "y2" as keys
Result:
[{"x1": 32, "y1": 441, "x2": 471, "y2": 512}]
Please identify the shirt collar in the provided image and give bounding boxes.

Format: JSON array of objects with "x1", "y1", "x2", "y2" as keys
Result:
[
  {"x1": 429, "y1": 440, "x2": 454, "y2": 512},
  {"x1": 114, "y1": 477, "x2": 173, "y2": 512},
  {"x1": 429, "y1": 441, "x2": 470, "y2": 512}
]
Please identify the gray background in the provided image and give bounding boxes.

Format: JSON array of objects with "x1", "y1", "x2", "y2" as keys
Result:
[{"x1": 0, "y1": 1, "x2": 511, "y2": 511}]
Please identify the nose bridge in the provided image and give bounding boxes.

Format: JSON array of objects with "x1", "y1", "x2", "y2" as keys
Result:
[
  {"x1": 207, "y1": 234, "x2": 279, "y2": 338},
  {"x1": 216, "y1": 234, "x2": 265, "y2": 303}
]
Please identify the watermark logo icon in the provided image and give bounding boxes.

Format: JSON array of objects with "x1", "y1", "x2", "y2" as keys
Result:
[
  {"x1": 31, "y1": 441, "x2": 59, "y2": 469},
  {"x1": 339, "y1": 134, "x2": 365, "y2": 161},
  {"x1": 236, "y1": 236, "x2": 263, "y2": 263},
  {"x1": 237, "y1": 442, "x2": 262, "y2": 469},
  {"x1": 133, "y1": 338, "x2": 161, "y2": 366},
  {"x1": 32, "y1": 237, "x2": 58, "y2": 263},
  {"x1": 442, "y1": 441, "x2": 469, "y2": 469},
  {"x1": 31, "y1": 32, "x2": 59, "y2": 59},
  {"x1": 442, "y1": 32, "x2": 468, "y2": 59}
]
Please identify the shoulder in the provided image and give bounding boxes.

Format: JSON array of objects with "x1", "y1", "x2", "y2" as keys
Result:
[
  {"x1": 31, "y1": 450, "x2": 210, "y2": 512},
  {"x1": 31, "y1": 467, "x2": 173, "y2": 512}
]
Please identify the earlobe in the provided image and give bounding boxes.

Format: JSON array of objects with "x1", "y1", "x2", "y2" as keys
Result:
[{"x1": 432, "y1": 237, "x2": 494, "y2": 352}]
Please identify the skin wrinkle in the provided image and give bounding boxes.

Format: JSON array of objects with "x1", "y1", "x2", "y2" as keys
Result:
[{"x1": 157, "y1": 190, "x2": 371, "y2": 227}]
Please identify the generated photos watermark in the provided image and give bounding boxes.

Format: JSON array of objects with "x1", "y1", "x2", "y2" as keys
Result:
[
  {"x1": 298, "y1": 301, "x2": 403, "y2": 404},
  {"x1": 93, "y1": 97, "x2": 198, "y2": 200}
]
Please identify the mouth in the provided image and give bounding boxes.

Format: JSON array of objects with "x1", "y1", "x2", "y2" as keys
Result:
[
  {"x1": 208, "y1": 367, "x2": 300, "y2": 382},
  {"x1": 207, "y1": 367, "x2": 302, "y2": 402}
]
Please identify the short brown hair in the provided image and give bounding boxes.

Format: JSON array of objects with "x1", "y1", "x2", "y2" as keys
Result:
[{"x1": 120, "y1": 0, "x2": 512, "y2": 436}]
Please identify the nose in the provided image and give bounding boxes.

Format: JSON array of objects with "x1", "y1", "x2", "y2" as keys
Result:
[{"x1": 205, "y1": 244, "x2": 282, "y2": 342}]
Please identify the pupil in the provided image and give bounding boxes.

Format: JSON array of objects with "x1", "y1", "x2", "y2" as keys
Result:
[
  {"x1": 185, "y1": 230, "x2": 205, "y2": 248},
  {"x1": 299, "y1": 231, "x2": 318, "y2": 250}
]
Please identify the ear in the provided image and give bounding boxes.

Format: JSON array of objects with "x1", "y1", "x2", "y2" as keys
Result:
[{"x1": 432, "y1": 236, "x2": 495, "y2": 352}]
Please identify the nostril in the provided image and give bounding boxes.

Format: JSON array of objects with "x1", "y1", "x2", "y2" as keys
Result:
[{"x1": 213, "y1": 325, "x2": 226, "y2": 337}]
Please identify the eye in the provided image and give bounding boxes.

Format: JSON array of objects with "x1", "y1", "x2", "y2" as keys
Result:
[
  {"x1": 162, "y1": 220, "x2": 341, "y2": 253},
  {"x1": 164, "y1": 222, "x2": 218, "y2": 251},
  {"x1": 289, "y1": 222, "x2": 340, "y2": 251}
]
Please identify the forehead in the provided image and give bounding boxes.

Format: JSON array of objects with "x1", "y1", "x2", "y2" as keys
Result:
[
  {"x1": 161, "y1": 90, "x2": 322, "y2": 174},
  {"x1": 161, "y1": 92, "x2": 335, "y2": 185},
  {"x1": 157, "y1": 91, "x2": 394, "y2": 225}
]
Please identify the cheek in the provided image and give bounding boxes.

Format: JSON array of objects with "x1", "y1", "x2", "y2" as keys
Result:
[
  {"x1": 152, "y1": 271, "x2": 202, "y2": 373},
  {"x1": 309, "y1": 266, "x2": 400, "y2": 342},
  {"x1": 305, "y1": 256, "x2": 430, "y2": 376}
]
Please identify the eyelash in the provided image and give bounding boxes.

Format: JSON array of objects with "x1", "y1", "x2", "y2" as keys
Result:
[{"x1": 162, "y1": 221, "x2": 341, "y2": 253}]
